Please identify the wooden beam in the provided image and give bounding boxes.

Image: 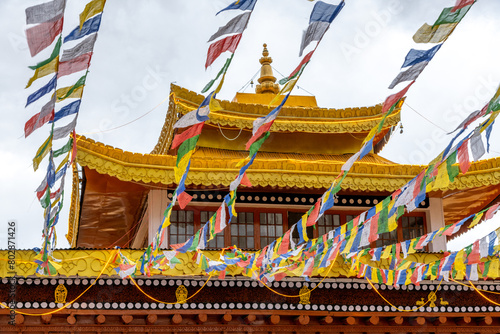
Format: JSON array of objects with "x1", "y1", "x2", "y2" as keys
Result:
[
  {"x1": 221, "y1": 313, "x2": 232, "y2": 324},
  {"x1": 41, "y1": 314, "x2": 52, "y2": 324},
  {"x1": 433, "y1": 316, "x2": 447, "y2": 325},
  {"x1": 455, "y1": 316, "x2": 472, "y2": 326},
  {"x1": 477, "y1": 316, "x2": 493, "y2": 326},
  {"x1": 342, "y1": 316, "x2": 357, "y2": 325},
  {"x1": 95, "y1": 314, "x2": 105, "y2": 324},
  {"x1": 196, "y1": 313, "x2": 207, "y2": 324},
  {"x1": 320, "y1": 316, "x2": 333, "y2": 325},
  {"x1": 294, "y1": 315, "x2": 310, "y2": 325},
  {"x1": 244, "y1": 314, "x2": 256, "y2": 324},
  {"x1": 268, "y1": 314, "x2": 280, "y2": 325},
  {"x1": 146, "y1": 314, "x2": 157, "y2": 325},
  {"x1": 66, "y1": 314, "x2": 76, "y2": 325},
  {"x1": 15, "y1": 314, "x2": 24, "y2": 325},
  {"x1": 121, "y1": 315, "x2": 133, "y2": 324},
  {"x1": 172, "y1": 313, "x2": 183, "y2": 325},
  {"x1": 387, "y1": 316, "x2": 404, "y2": 325},
  {"x1": 365, "y1": 316, "x2": 380, "y2": 325},
  {"x1": 410, "y1": 317, "x2": 426, "y2": 326}
]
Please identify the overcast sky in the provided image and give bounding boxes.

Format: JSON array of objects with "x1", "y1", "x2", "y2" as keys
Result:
[{"x1": 0, "y1": 0, "x2": 499, "y2": 250}]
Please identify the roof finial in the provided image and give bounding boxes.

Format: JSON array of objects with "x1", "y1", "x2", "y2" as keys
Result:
[{"x1": 256, "y1": 43, "x2": 279, "y2": 94}]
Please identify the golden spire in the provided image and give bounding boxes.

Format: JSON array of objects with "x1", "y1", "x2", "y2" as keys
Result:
[{"x1": 255, "y1": 43, "x2": 279, "y2": 94}]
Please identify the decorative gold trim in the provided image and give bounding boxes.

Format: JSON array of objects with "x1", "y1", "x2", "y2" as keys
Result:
[
  {"x1": 75, "y1": 135, "x2": 500, "y2": 193},
  {"x1": 0, "y1": 249, "x2": 447, "y2": 279},
  {"x1": 66, "y1": 163, "x2": 80, "y2": 248}
]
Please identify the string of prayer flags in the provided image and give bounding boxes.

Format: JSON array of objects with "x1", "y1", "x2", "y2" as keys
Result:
[
  {"x1": 299, "y1": 0, "x2": 345, "y2": 56},
  {"x1": 216, "y1": 0, "x2": 257, "y2": 15}
]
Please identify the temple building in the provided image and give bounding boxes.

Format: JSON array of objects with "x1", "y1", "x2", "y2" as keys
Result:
[{"x1": 2, "y1": 45, "x2": 500, "y2": 333}]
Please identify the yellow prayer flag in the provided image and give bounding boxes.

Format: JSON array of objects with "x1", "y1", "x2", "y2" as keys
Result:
[
  {"x1": 489, "y1": 258, "x2": 499, "y2": 279},
  {"x1": 342, "y1": 235, "x2": 355, "y2": 255},
  {"x1": 33, "y1": 134, "x2": 53, "y2": 171},
  {"x1": 26, "y1": 56, "x2": 59, "y2": 88},
  {"x1": 340, "y1": 224, "x2": 347, "y2": 236},
  {"x1": 469, "y1": 212, "x2": 484, "y2": 229},
  {"x1": 388, "y1": 214, "x2": 398, "y2": 232},
  {"x1": 386, "y1": 271, "x2": 394, "y2": 285},
  {"x1": 363, "y1": 125, "x2": 378, "y2": 145},
  {"x1": 381, "y1": 245, "x2": 392, "y2": 259},
  {"x1": 432, "y1": 164, "x2": 450, "y2": 190},
  {"x1": 269, "y1": 78, "x2": 297, "y2": 106},
  {"x1": 413, "y1": 23, "x2": 457, "y2": 43},
  {"x1": 454, "y1": 250, "x2": 466, "y2": 272},
  {"x1": 174, "y1": 152, "x2": 193, "y2": 183},
  {"x1": 80, "y1": 0, "x2": 106, "y2": 30},
  {"x1": 408, "y1": 240, "x2": 416, "y2": 255},
  {"x1": 404, "y1": 271, "x2": 412, "y2": 285},
  {"x1": 209, "y1": 96, "x2": 222, "y2": 112},
  {"x1": 56, "y1": 154, "x2": 70, "y2": 172},
  {"x1": 56, "y1": 85, "x2": 84, "y2": 101}
]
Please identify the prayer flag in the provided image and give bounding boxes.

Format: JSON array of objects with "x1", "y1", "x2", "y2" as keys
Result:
[
  {"x1": 216, "y1": 0, "x2": 257, "y2": 15},
  {"x1": 26, "y1": 16, "x2": 64, "y2": 57},
  {"x1": 413, "y1": 23, "x2": 457, "y2": 44},
  {"x1": 80, "y1": 0, "x2": 106, "y2": 29},
  {"x1": 33, "y1": 133, "x2": 53, "y2": 171},
  {"x1": 299, "y1": 21, "x2": 329, "y2": 57},
  {"x1": 172, "y1": 122, "x2": 204, "y2": 150},
  {"x1": 309, "y1": 1, "x2": 344, "y2": 23},
  {"x1": 25, "y1": 96, "x2": 55, "y2": 137},
  {"x1": 434, "y1": 5, "x2": 471, "y2": 26},
  {"x1": 246, "y1": 94, "x2": 289, "y2": 149},
  {"x1": 29, "y1": 37, "x2": 62, "y2": 70},
  {"x1": 26, "y1": 55, "x2": 59, "y2": 88},
  {"x1": 202, "y1": 55, "x2": 233, "y2": 93},
  {"x1": 388, "y1": 62, "x2": 427, "y2": 89},
  {"x1": 470, "y1": 131, "x2": 485, "y2": 161},
  {"x1": 206, "y1": 34, "x2": 242, "y2": 69},
  {"x1": 53, "y1": 115, "x2": 77, "y2": 140},
  {"x1": 52, "y1": 100, "x2": 81, "y2": 122},
  {"x1": 26, "y1": 74, "x2": 57, "y2": 107},
  {"x1": 452, "y1": 0, "x2": 474, "y2": 12},
  {"x1": 58, "y1": 52, "x2": 92, "y2": 78},
  {"x1": 26, "y1": 0, "x2": 65, "y2": 25},
  {"x1": 382, "y1": 81, "x2": 414, "y2": 113},
  {"x1": 173, "y1": 92, "x2": 213, "y2": 129},
  {"x1": 401, "y1": 44, "x2": 441, "y2": 68},
  {"x1": 208, "y1": 12, "x2": 251, "y2": 42},
  {"x1": 279, "y1": 50, "x2": 314, "y2": 85},
  {"x1": 56, "y1": 75, "x2": 86, "y2": 101},
  {"x1": 61, "y1": 34, "x2": 97, "y2": 62},
  {"x1": 457, "y1": 139, "x2": 471, "y2": 174},
  {"x1": 64, "y1": 14, "x2": 102, "y2": 43}
]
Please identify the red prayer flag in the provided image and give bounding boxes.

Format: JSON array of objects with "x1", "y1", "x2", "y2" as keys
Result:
[
  {"x1": 240, "y1": 172, "x2": 252, "y2": 187},
  {"x1": 177, "y1": 191, "x2": 193, "y2": 209},
  {"x1": 26, "y1": 16, "x2": 64, "y2": 57},
  {"x1": 25, "y1": 109, "x2": 54, "y2": 137},
  {"x1": 58, "y1": 52, "x2": 92, "y2": 78},
  {"x1": 288, "y1": 50, "x2": 315, "y2": 79},
  {"x1": 306, "y1": 199, "x2": 321, "y2": 227},
  {"x1": 467, "y1": 240, "x2": 481, "y2": 264},
  {"x1": 452, "y1": 0, "x2": 474, "y2": 12},
  {"x1": 172, "y1": 123, "x2": 204, "y2": 150},
  {"x1": 485, "y1": 204, "x2": 500, "y2": 221},
  {"x1": 205, "y1": 34, "x2": 242, "y2": 69},
  {"x1": 277, "y1": 230, "x2": 291, "y2": 255},
  {"x1": 246, "y1": 120, "x2": 273, "y2": 150},
  {"x1": 382, "y1": 81, "x2": 414, "y2": 113},
  {"x1": 457, "y1": 139, "x2": 471, "y2": 174},
  {"x1": 368, "y1": 213, "x2": 380, "y2": 243}
]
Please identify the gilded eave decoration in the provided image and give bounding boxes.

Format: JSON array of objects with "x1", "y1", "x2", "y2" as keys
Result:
[{"x1": 76, "y1": 135, "x2": 500, "y2": 193}]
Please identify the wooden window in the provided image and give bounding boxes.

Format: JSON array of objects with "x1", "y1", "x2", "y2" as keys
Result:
[
  {"x1": 260, "y1": 212, "x2": 283, "y2": 247},
  {"x1": 375, "y1": 213, "x2": 426, "y2": 247},
  {"x1": 201, "y1": 211, "x2": 225, "y2": 249},
  {"x1": 169, "y1": 210, "x2": 194, "y2": 246},
  {"x1": 375, "y1": 230, "x2": 398, "y2": 248},
  {"x1": 231, "y1": 212, "x2": 255, "y2": 249},
  {"x1": 317, "y1": 214, "x2": 341, "y2": 237}
]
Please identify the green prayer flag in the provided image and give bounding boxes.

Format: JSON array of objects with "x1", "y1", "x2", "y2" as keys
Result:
[
  {"x1": 58, "y1": 75, "x2": 87, "y2": 100},
  {"x1": 176, "y1": 135, "x2": 199, "y2": 166},
  {"x1": 446, "y1": 151, "x2": 460, "y2": 182},
  {"x1": 53, "y1": 138, "x2": 73, "y2": 158},
  {"x1": 434, "y1": 5, "x2": 471, "y2": 26},
  {"x1": 29, "y1": 37, "x2": 62, "y2": 70},
  {"x1": 249, "y1": 131, "x2": 270, "y2": 157},
  {"x1": 202, "y1": 54, "x2": 233, "y2": 93}
]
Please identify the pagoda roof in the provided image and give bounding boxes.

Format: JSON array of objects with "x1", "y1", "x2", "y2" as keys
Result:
[
  {"x1": 152, "y1": 85, "x2": 400, "y2": 155},
  {"x1": 68, "y1": 135, "x2": 500, "y2": 247}
]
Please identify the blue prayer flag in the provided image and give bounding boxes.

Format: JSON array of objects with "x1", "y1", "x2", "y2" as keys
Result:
[
  {"x1": 402, "y1": 44, "x2": 442, "y2": 68},
  {"x1": 359, "y1": 137, "x2": 374, "y2": 159},
  {"x1": 310, "y1": 0, "x2": 345, "y2": 24},
  {"x1": 52, "y1": 100, "x2": 81, "y2": 123},
  {"x1": 26, "y1": 75, "x2": 57, "y2": 107},
  {"x1": 217, "y1": 0, "x2": 257, "y2": 15},
  {"x1": 65, "y1": 14, "x2": 102, "y2": 43}
]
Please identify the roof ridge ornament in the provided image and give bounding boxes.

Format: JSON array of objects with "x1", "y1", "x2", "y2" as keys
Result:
[{"x1": 256, "y1": 43, "x2": 280, "y2": 94}]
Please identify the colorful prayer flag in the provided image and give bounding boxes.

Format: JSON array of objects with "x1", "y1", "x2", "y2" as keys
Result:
[
  {"x1": 413, "y1": 23, "x2": 457, "y2": 44},
  {"x1": 58, "y1": 52, "x2": 92, "y2": 78},
  {"x1": 401, "y1": 44, "x2": 442, "y2": 68},
  {"x1": 64, "y1": 14, "x2": 102, "y2": 42},
  {"x1": 208, "y1": 12, "x2": 251, "y2": 42},
  {"x1": 26, "y1": 56, "x2": 59, "y2": 88},
  {"x1": 434, "y1": 5, "x2": 471, "y2": 26},
  {"x1": 216, "y1": 0, "x2": 257, "y2": 15},
  {"x1": 60, "y1": 34, "x2": 97, "y2": 62},
  {"x1": 25, "y1": 0, "x2": 65, "y2": 25},
  {"x1": 205, "y1": 34, "x2": 242, "y2": 69},
  {"x1": 26, "y1": 16, "x2": 64, "y2": 57},
  {"x1": 26, "y1": 74, "x2": 57, "y2": 107},
  {"x1": 80, "y1": 0, "x2": 106, "y2": 30},
  {"x1": 25, "y1": 96, "x2": 55, "y2": 137}
]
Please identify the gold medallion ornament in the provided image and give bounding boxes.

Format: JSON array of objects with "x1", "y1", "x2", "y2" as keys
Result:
[
  {"x1": 299, "y1": 285, "x2": 311, "y2": 305},
  {"x1": 176, "y1": 285, "x2": 188, "y2": 303},
  {"x1": 415, "y1": 291, "x2": 446, "y2": 308},
  {"x1": 54, "y1": 284, "x2": 67, "y2": 304}
]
